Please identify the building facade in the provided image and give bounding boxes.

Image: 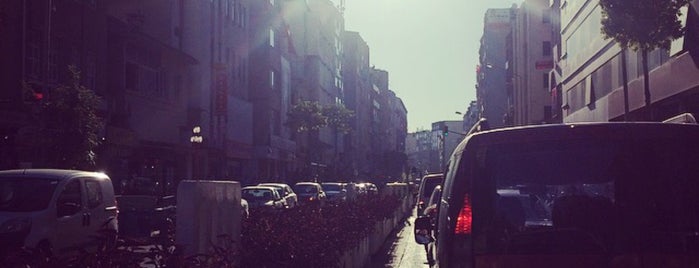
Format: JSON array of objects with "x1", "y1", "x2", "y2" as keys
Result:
[
  {"x1": 557, "y1": 0, "x2": 699, "y2": 123},
  {"x1": 342, "y1": 31, "x2": 372, "y2": 179},
  {"x1": 478, "y1": 8, "x2": 515, "y2": 129},
  {"x1": 249, "y1": 0, "x2": 297, "y2": 182},
  {"x1": 511, "y1": 0, "x2": 554, "y2": 126},
  {"x1": 283, "y1": 0, "x2": 345, "y2": 179}
]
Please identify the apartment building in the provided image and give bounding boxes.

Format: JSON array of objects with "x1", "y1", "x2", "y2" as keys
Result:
[
  {"x1": 477, "y1": 9, "x2": 515, "y2": 129},
  {"x1": 557, "y1": 0, "x2": 699, "y2": 122},
  {"x1": 511, "y1": 0, "x2": 554, "y2": 126}
]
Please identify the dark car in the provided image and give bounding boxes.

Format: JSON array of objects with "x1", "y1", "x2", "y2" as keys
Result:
[
  {"x1": 416, "y1": 173, "x2": 443, "y2": 216},
  {"x1": 293, "y1": 182, "x2": 326, "y2": 205},
  {"x1": 416, "y1": 121, "x2": 699, "y2": 267},
  {"x1": 321, "y1": 182, "x2": 347, "y2": 203}
]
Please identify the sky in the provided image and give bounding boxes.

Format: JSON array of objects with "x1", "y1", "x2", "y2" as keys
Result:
[{"x1": 341, "y1": 0, "x2": 517, "y2": 131}]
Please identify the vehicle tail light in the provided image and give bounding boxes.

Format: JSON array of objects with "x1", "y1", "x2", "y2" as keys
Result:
[{"x1": 454, "y1": 194, "x2": 472, "y2": 235}]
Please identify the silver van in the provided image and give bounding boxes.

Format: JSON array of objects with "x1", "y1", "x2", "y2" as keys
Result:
[{"x1": 0, "y1": 169, "x2": 118, "y2": 257}]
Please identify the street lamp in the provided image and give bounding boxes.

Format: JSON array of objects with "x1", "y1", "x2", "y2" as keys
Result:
[{"x1": 190, "y1": 126, "x2": 203, "y2": 180}]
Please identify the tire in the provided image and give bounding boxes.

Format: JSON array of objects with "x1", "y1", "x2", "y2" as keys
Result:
[{"x1": 36, "y1": 240, "x2": 53, "y2": 265}]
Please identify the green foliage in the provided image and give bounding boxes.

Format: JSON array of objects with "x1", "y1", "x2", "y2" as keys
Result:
[
  {"x1": 286, "y1": 100, "x2": 327, "y2": 132},
  {"x1": 323, "y1": 102, "x2": 354, "y2": 134},
  {"x1": 286, "y1": 100, "x2": 354, "y2": 134},
  {"x1": 28, "y1": 66, "x2": 104, "y2": 169},
  {"x1": 599, "y1": 0, "x2": 689, "y2": 51}
]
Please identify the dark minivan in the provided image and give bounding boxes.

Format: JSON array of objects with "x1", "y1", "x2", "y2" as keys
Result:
[{"x1": 418, "y1": 122, "x2": 699, "y2": 268}]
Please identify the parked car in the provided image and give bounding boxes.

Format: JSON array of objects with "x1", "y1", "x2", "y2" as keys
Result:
[
  {"x1": 241, "y1": 198, "x2": 249, "y2": 219},
  {"x1": 321, "y1": 182, "x2": 347, "y2": 203},
  {"x1": 258, "y1": 183, "x2": 298, "y2": 208},
  {"x1": 293, "y1": 182, "x2": 326, "y2": 205},
  {"x1": 354, "y1": 183, "x2": 368, "y2": 196},
  {"x1": 0, "y1": 169, "x2": 118, "y2": 258},
  {"x1": 416, "y1": 173, "x2": 443, "y2": 216},
  {"x1": 415, "y1": 121, "x2": 699, "y2": 267},
  {"x1": 241, "y1": 186, "x2": 286, "y2": 210},
  {"x1": 363, "y1": 182, "x2": 379, "y2": 195}
]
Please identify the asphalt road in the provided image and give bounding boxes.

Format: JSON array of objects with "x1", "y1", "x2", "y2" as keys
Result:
[{"x1": 366, "y1": 208, "x2": 432, "y2": 268}]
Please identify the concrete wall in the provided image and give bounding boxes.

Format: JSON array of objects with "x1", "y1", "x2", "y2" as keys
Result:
[{"x1": 176, "y1": 180, "x2": 242, "y2": 256}]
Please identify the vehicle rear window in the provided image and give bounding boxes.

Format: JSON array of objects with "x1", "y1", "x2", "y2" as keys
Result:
[
  {"x1": 243, "y1": 189, "x2": 275, "y2": 201},
  {"x1": 294, "y1": 185, "x2": 318, "y2": 194},
  {"x1": 422, "y1": 178, "x2": 441, "y2": 199},
  {"x1": 85, "y1": 180, "x2": 104, "y2": 209},
  {"x1": 260, "y1": 185, "x2": 285, "y2": 195},
  {"x1": 0, "y1": 178, "x2": 59, "y2": 212},
  {"x1": 322, "y1": 184, "x2": 342, "y2": 191},
  {"x1": 471, "y1": 137, "x2": 699, "y2": 255}
]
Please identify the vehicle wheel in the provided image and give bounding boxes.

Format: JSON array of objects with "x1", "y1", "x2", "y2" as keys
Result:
[
  {"x1": 36, "y1": 241, "x2": 53, "y2": 264},
  {"x1": 101, "y1": 229, "x2": 118, "y2": 251}
]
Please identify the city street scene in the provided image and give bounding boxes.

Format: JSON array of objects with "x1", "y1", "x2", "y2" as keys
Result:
[{"x1": 1, "y1": 0, "x2": 699, "y2": 267}]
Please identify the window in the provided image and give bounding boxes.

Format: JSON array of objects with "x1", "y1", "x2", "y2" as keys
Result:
[
  {"x1": 125, "y1": 63, "x2": 139, "y2": 91},
  {"x1": 223, "y1": 0, "x2": 229, "y2": 17},
  {"x1": 272, "y1": 110, "x2": 281, "y2": 135},
  {"x1": 269, "y1": 29, "x2": 275, "y2": 47},
  {"x1": 543, "y1": 73, "x2": 549, "y2": 89},
  {"x1": 155, "y1": 70, "x2": 168, "y2": 98},
  {"x1": 57, "y1": 180, "x2": 82, "y2": 217},
  {"x1": 26, "y1": 29, "x2": 41, "y2": 79},
  {"x1": 542, "y1": 10, "x2": 550, "y2": 23},
  {"x1": 85, "y1": 180, "x2": 103, "y2": 209},
  {"x1": 234, "y1": 1, "x2": 238, "y2": 24},
  {"x1": 543, "y1": 41, "x2": 551, "y2": 56},
  {"x1": 270, "y1": 70, "x2": 275, "y2": 89}
]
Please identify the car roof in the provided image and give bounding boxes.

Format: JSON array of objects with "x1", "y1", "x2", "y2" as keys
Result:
[
  {"x1": 0, "y1": 169, "x2": 110, "y2": 181},
  {"x1": 294, "y1": 182, "x2": 319, "y2": 186},
  {"x1": 243, "y1": 186, "x2": 278, "y2": 191},
  {"x1": 453, "y1": 121, "x2": 699, "y2": 156},
  {"x1": 258, "y1": 183, "x2": 289, "y2": 188},
  {"x1": 423, "y1": 173, "x2": 443, "y2": 180}
]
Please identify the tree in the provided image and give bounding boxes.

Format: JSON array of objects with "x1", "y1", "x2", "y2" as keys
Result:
[
  {"x1": 26, "y1": 66, "x2": 103, "y2": 169},
  {"x1": 599, "y1": 0, "x2": 689, "y2": 120},
  {"x1": 286, "y1": 100, "x2": 327, "y2": 132},
  {"x1": 286, "y1": 100, "x2": 354, "y2": 133},
  {"x1": 322, "y1": 102, "x2": 354, "y2": 134}
]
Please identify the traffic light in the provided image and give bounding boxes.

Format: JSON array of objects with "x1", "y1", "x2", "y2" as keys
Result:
[{"x1": 442, "y1": 125, "x2": 449, "y2": 136}]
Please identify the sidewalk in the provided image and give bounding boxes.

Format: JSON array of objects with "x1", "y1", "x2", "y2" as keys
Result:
[{"x1": 366, "y1": 208, "x2": 431, "y2": 268}]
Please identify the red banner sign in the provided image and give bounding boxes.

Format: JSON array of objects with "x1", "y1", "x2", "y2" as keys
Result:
[{"x1": 214, "y1": 69, "x2": 228, "y2": 115}]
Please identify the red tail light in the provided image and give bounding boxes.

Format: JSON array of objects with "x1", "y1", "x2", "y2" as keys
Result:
[{"x1": 454, "y1": 194, "x2": 472, "y2": 234}]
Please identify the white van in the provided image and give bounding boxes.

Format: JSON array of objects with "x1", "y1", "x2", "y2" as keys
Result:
[{"x1": 0, "y1": 169, "x2": 118, "y2": 257}]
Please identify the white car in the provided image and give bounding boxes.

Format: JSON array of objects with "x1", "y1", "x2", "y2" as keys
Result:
[
  {"x1": 0, "y1": 169, "x2": 119, "y2": 257},
  {"x1": 258, "y1": 183, "x2": 298, "y2": 208},
  {"x1": 241, "y1": 186, "x2": 286, "y2": 210}
]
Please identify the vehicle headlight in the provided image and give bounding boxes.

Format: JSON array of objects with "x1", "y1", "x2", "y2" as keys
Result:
[{"x1": 0, "y1": 218, "x2": 32, "y2": 234}]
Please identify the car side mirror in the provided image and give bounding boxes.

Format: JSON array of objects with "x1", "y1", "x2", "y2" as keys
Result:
[
  {"x1": 57, "y1": 202, "x2": 82, "y2": 217},
  {"x1": 414, "y1": 216, "x2": 433, "y2": 245}
]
